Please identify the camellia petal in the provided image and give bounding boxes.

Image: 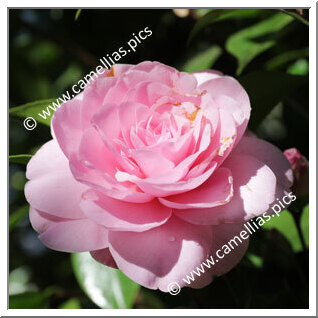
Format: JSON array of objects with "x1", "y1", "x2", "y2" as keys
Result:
[
  {"x1": 159, "y1": 168, "x2": 233, "y2": 209},
  {"x1": 108, "y1": 216, "x2": 213, "y2": 292},
  {"x1": 90, "y1": 248, "x2": 118, "y2": 269},
  {"x1": 80, "y1": 190, "x2": 172, "y2": 232},
  {"x1": 39, "y1": 219, "x2": 109, "y2": 253},
  {"x1": 25, "y1": 140, "x2": 87, "y2": 219},
  {"x1": 174, "y1": 154, "x2": 278, "y2": 225}
]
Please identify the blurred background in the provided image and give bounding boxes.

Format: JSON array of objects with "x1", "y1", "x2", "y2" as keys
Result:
[{"x1": 9, "y1": 8, "x2": 309, "y2": 309}]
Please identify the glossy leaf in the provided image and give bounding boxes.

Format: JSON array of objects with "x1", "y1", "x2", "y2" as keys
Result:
[
  {"x1": 9, "y1": 290, "x2": 52, "y2": 309},
  {"x1": 247, "y1": 253, "x2": 263, "y2": 268},
  {"x1": 226, "y1": 13, "x2": 293, "y2": 75},
  {"x1": 194, "y1": 9, "x2": 212, "y2": 18},
  {"x1": 239, "y1": 71, "x2": 307, "y2": 129},
  {"x1": 59, "y1": 298, "x2": 82, "y2": 309},
  {"x1": 188, "y1": 9, "x2": 263, "y2": 44},
  {"x1": 182, "y1": 45, "x2": 222, "y2": 72},
  {"x1": 287, "y1": 59, "x2": 309, "y2": 76},
  {"x1": 265, "y1": 48, "x2": 308, "y2": 70},
  {"x1": 300, "y1": 204, "x2": 309, "y2": 248},
  {"x1": 10, "y1": 98, "x2": 58, "y2": 126},
  {"x1": 9, "y1": 266, "x2": 36, "y2": 295},
  {"x1": 281, "y1": 9, "x2": 309, "y2": 26},
  {"x1": 9, "y1": 154, "x2": 32, "y2": 165},
  {"x1": 263, "y1": 210, "x2": 303, "y2": 252},
  {"x1": 9, "y1": 205, "x2": 29, "y2": 232},
  {"x1": 71, "y1": 252, "x2": 140, "y2": 309}
]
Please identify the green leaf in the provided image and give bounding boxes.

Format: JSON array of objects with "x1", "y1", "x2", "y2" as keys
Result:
[
  {"x1": 59, "y1": 298, "x2": 81, "y2": 309},
  {"x1": 10, "y1": 99, "x2": 58, "y2": 126},
  {"x1": 247, "y1": 253, "x2": 263, "y2": 268},
  {"x1": 194, "y1": 9, "x2": 212, "y2": 18},
  {"x1": 265, "y1": 47, "x2": 308, "y2": 70},
  {"x1": 188, "y1": 9, "x2": 263, "y2": 44},
  {"x1": 182, "y1": 45, "x2": 222, "y2": 72},
  {"x1": 54, "y1": 63, "x2": 83, "y2": 92},
  {"x1": 226, "y1": 13, "x2": 293, "y2": 75},
  {"x1": 300, "y1": 204, "x2": 309, "y2": 248},
  {"x1": 75, "y1": 9, "x2": 82, "y2": 21},
  {"x1": 281, "y1": 9, "x2": 309, "y2": 26},
  {"x1": 9, "y1": 154, "x2": 32, "y2": 165},
  {"x1": 287, "y1": 59, "x2": 309, "y2": 76},
  {"x1": 9, "y1": 291, "x2": 50, "y2": 309},
  {"x1": 9, "y1": 205, "x2": 29, "y2": 232},
  {"x1": 9, "y1": 266, "x2": 36, "y2": 295},
  {"x1": 263, "y1": 210, "x2": 303, "y2": 252},
  {"x1": 71, "y1": 252, "x2": 140, "y2": 309},
  {"x1": 239, "y1": 71, "x2": 307, "y2": 129}
]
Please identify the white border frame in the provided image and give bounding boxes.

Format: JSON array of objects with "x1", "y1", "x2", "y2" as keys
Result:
[{"x1": 3, "y1": 1, "x2": 316, "y2": 316}]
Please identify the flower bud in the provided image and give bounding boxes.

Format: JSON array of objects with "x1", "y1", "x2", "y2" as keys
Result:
[{"x1": 284, "y1": 148, "x2": 309, "y2": 198}]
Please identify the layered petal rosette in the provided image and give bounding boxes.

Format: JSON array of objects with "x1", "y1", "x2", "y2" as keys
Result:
[{"x1": 25, "y1": 61, "x2": 293, "y2": 292}]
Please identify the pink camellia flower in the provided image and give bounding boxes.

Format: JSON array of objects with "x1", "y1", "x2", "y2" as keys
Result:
[
  {"x1": 284, "y1": 148, "x2": 309, "y2": 198},
  {"x1": 25, "y1": 61, "x2": 293, "y2": 292}
]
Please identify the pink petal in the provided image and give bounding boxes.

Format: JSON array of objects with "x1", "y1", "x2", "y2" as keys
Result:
[
  {"x1": 159, "y1": 168, "x2": 233, "y2": 209},
  {"x1": 118, "y1": 101, "x2": 151, "y2": 148},
  {"x1": 102, "y1": 188, "x2": 154, "y2": 203},
  {"x1": 52, "y1": 98, "x2": 83, "y2": 158},
  {"x1": 211, "y1": 222, "x2": 249, "y2": 276},
  {"x1": 111, "y1": 64, "x2": 134, "y2": 76},
  {"x1": 175, "y1": 154, "x2": 277, "y2": 225},
  {"x1": 202, "y1": 108, "x2": 237, "y2": 166},
  {"x1": 108, "y1": 216, "x2": 213, "y2": 291},
  {"x1": 122, "y1": 81, "x2": 153, "y2": 106},
  {"x1": 130, "y1": 149, "x2": 175, "y2": 178},
  {"x1": 123, "y1": 123, "x2": 214, "y2": 197},
  {"x1": 174, "y1": 72, "x2": 198, "y2": 93},
  {"x1": 69, "y1": 154, "x2": 154, "y2": 203},
  {"x1": 90, "y1": 248, "x2": 118, "y2": 269},
  {"x1": 29, "y1": 207, "x2": 70, "y2": 234},
  {"x1": 131, "y1": 61, "x2": 175, "y2": 74},
  {"x1": 233, "y1": 135, "x2": 293, "y2": 188},
  {"x1": 200, "y1": 76, "x2": 250, "y2": 144},
  {"x1": 91, "y1": 103, "x2": 121, "y2": 148},
  {"x1": 123, "y1": 81, "x2": 172, "y2": 107},
  {"x1": 69, "y1": 153, "x2": 118, "y2": 191},
  {"x1": 103, "y1": 78, "x2": 128, "y2": 104},
  {"x1": 80, "y1": 84, "x2": 106, "y2": 130},
  {"x1": 189, "y1": 222, "x2": 249, "y2": 289},
  {"x1": 91, "y1": 104, "x2": 144, "y2": 175},
  {"x1": 26, "y1": 139, "x2": 67, "y2": 180},
  {"x1": 136, "y1": 161, "x2": 217, "y2": 197},
  {"x1": 192, "y1": 70, "x2": 223, "y2": 86},
  {"x1": 25, "y1": 140, "x2": 87, "y2": 219},
  {"x1": 78, "y1": 127, "x2": 117, "y2": 176},
  {"x1": 115, "y1": 131, "x2": 200, "y2": 186},
  {"x1": 80, "y1": 190, "x2": 172, "y2": 232},
  {"x1": 39, "y1": 219, "x2": 109, "y2": 252},
  {"x1": 146, "y1": 130, "x2": 194, "y2": 165},
  {"x1": 123, "y1": 62, "x2": 178, "y2": 87}
]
